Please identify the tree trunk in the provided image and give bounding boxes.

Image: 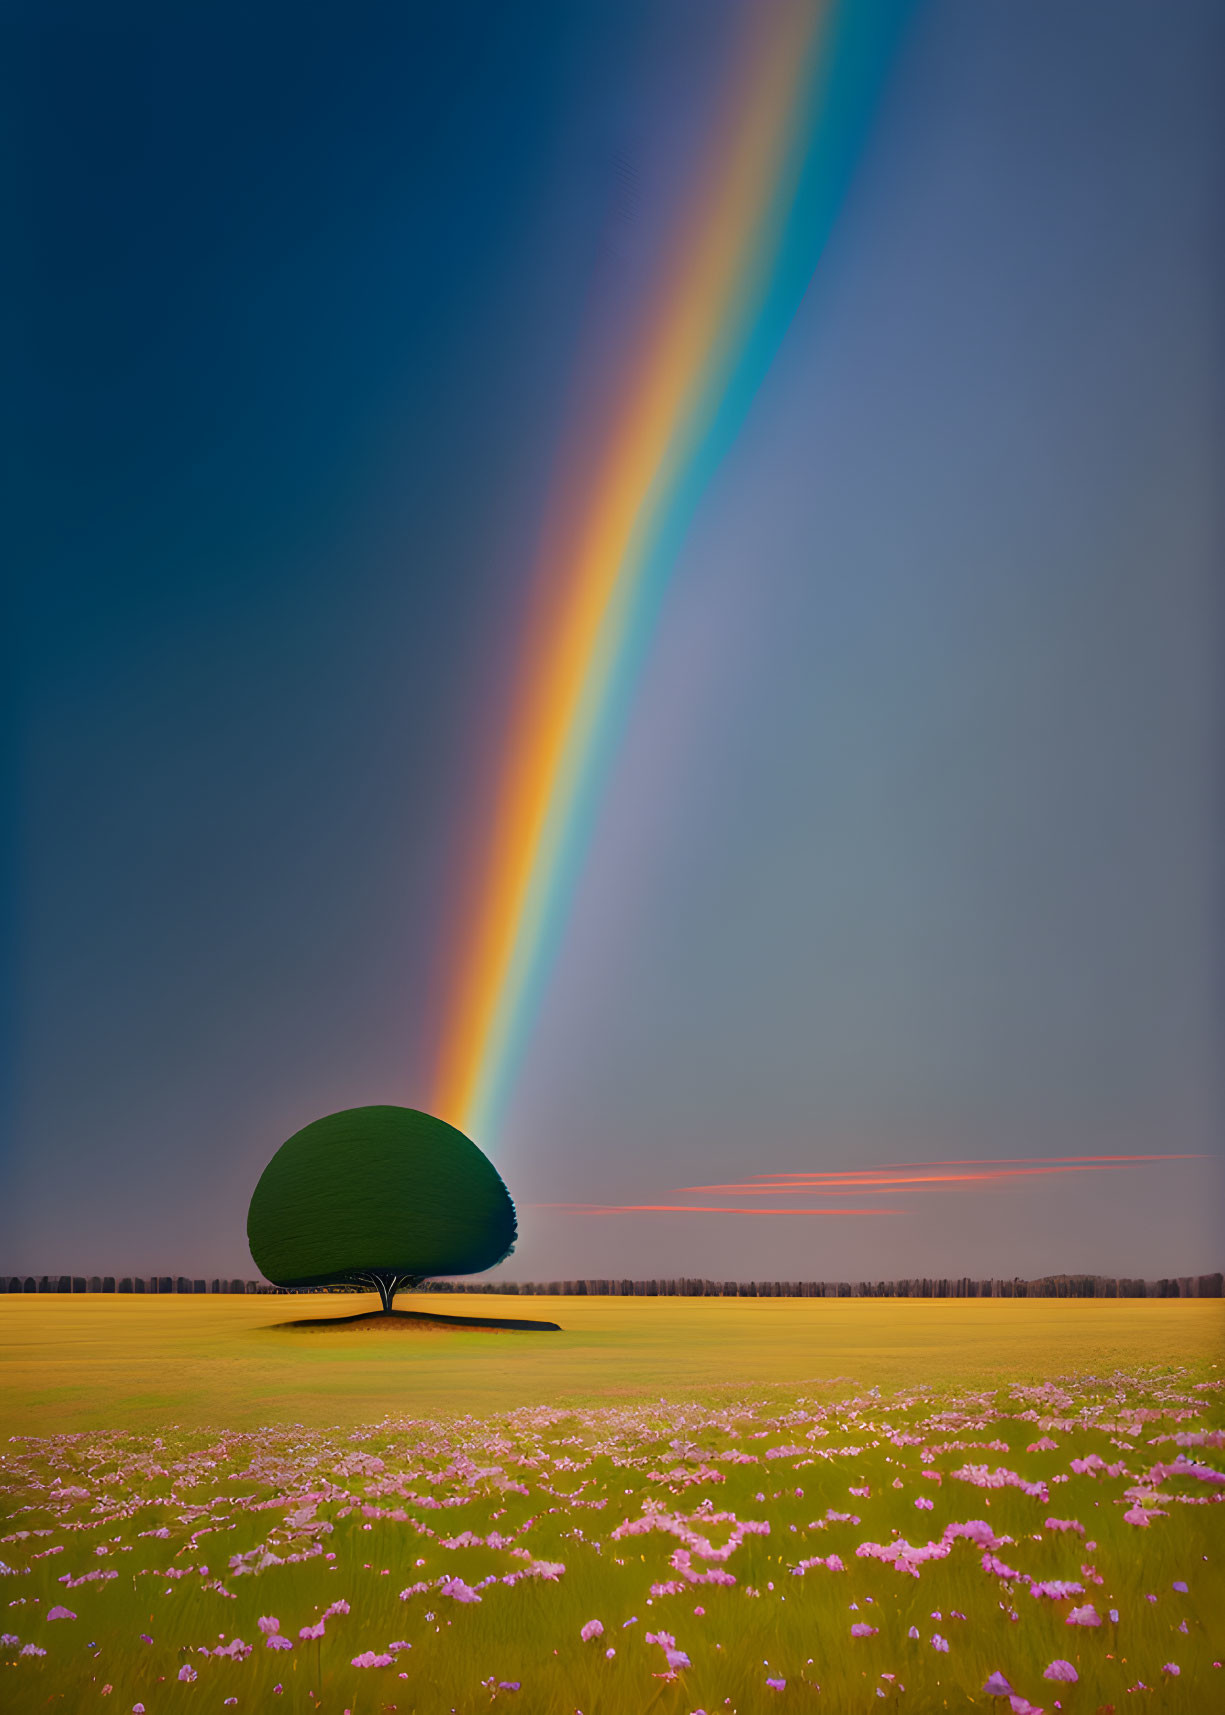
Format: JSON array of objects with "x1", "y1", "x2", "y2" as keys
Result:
[{"x1": 353, "y1": 1271, "x2": 418, "y2": 1311}]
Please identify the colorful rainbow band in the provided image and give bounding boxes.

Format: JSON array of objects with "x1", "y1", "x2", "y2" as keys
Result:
[{"x1": 435, "y1": 0, "x2": 917, "y2": 1148}]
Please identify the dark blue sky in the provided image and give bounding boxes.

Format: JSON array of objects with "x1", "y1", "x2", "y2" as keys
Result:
[{"x1": 9, "y1": 1, "x2": 1223, "y2": 1279}]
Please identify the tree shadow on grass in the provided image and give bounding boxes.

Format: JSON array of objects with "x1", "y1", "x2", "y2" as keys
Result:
[{"x1": 268, "y1": 1307, "x2": 561, "y2": 1333}]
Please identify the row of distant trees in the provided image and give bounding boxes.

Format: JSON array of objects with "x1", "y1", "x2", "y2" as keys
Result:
[
  {"x1": 7, "y1": 1276, "x2": 278, "y2": 1294},
  {"x1": 7, "y1": 1271, "x2": 1222, "y2": 1297},
  {"x1": 425, "y1": 1274, "x2": 1224, "y2": 1298}
]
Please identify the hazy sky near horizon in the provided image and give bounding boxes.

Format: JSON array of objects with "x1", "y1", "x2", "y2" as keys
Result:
[{"x1": 9, "y1": 0, "x2": 1223, "y2": 1282}]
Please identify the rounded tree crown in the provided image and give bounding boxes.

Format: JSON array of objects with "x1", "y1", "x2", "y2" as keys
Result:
[{"x1": 247, "y1": 1106, "x2": 516, "y2": 1287}]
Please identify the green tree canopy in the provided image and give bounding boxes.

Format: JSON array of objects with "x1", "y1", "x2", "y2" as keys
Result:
[{"x1": 247, "y1": 1106, "x2": 516, "y2": 1309}]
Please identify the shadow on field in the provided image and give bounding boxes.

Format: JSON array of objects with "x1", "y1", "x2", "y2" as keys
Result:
[{"x1": 269, "y1": 1308, "x2": 562, "y2": 1334}]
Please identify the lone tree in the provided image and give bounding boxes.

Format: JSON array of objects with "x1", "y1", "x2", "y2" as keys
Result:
[{"x1": 247, "y1": 1105, "x2": 516, "y2": 1311}]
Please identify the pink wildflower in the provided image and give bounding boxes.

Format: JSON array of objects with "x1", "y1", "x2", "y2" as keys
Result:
[
  {"x1": 20, "y1": 1644, "x2": 47, "y2": 1657},
  {"x1": 914, "y1": 1496, "x2": 934, "y2": 1510},
  {"x1": 851, "y1": 1623, "x2": 878, "y2": 1638},
  {"x1": 351, "y1": 1650, "x2": 394, "y2": 1667},
  {"x1": 605, "y1": 1648, "x2": 616, "y2": 1659},
  {"x1": 438, "y1": 1577, "x2": 481, "y2": 1603},
  {"x1": 983, "y1": 1672, "x2": 1014, "y2": 1695},
  {"x1": 257, "y1": 1616, "x2": 281, "y2": 1634},
  {"x1": 323, "y1": 1599, "x2": 350, "y2": 1618},
  {"x1": 1043, "y1": 1661, "x2": 1078, "y2": 1682},
  {"x1": 931, "y1": 1634, "x2": 949, "y2": 1652},
  {"x1": 907, "y1": 1626, "x2": 920, "y2": 1640},
  {"x1": 1065, "y1": 1605, "x2": 1101, "y2": 1627},
  {"x1": 580, "y1": 1620, "x2": 604, "y2": 1642},
  {"x1": 766, "y1": 1677, "x2": 786, "y2": 1690},
  {"x1": 267, "y1": 1634, "x2": 293, "y2": 1650},
  {"x1": 1162, "y1": 1664, "x2": 1180, "y2": 1677},
  {"x1": 299, "y1": 1621, "x2": 325, "y2": 1640},
  {"x1": 177, "y1": 1664, "x2": 197, "y2": 1682},
  {"x1": 46, "y1": 1606, "x2": 75, "y2": 1621}
]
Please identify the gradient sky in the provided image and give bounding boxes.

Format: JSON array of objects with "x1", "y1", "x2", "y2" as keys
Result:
[{"x1": 9, "y1": 0, "x2": 1223, "y2": 1282}]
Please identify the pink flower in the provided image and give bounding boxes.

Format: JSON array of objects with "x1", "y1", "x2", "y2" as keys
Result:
[
  {"x1": 907, "y1": 1626, "x2": 920, "y2": 1640},
  {"x1": 605, "y1": 1648, "x2": 616, "y2": 1658},
  {"x1": 1008, "y1": 1700, "x2": 1044, "y2": 1715},
  {"x1": 351, "y1": 1650, "x2": 394, "y2": 1667},
  {"x1": 983, "y1": 1672, "x2": 1014, "y2": 1695},
  {"x1": 267, "y1": 1634, "x2": 293, "y2": 1650},
  {"x1": 914, "y1": 1497, "x2": 934, "y2": 1510},
  {"x1": 46, "y1": 1606, "x2": 75, "y2": 1621},
  {"x1": 177, "y1": 1665, "x2": 197, "y2": 1682},
  {"x1": 1065, "y1": 1605, "x2": 1101, "y2": 1627},
  {"x1": 766, "y1": 1677, "x2": 786, "y2": 1690},
  {"x1": 257, "y1": 1616, "x2": 281, "y2": 1635},
  {"x1": 1043, "y1": 1661, "x2": 1077, "y2": 1683},
  {"x1": 323, "y1": 1599, "x2": 350, "y2": 1618},
  {"x1": 299, "y1": 1621, "x2": 325, "y2": 1640},
  {"x1": 851, "y1": 1623, "x2": 878, "y2": 1638},
  {"x1": 20, "y1": 1644, "x2": 47, "y2": 1657},
  {"x1": 931, "y1": 1634, "x2": 949, "y2": 1652},
  {"x1": 1162, "y1": 1664, "x2": 1180, "y2": 1677},
  {"x1": 438, "y1": 1577, "x2": 481, "y2": 1603},
  {"x1": 580, "y1": 1620, "x2": 604, "y2": 1642}
]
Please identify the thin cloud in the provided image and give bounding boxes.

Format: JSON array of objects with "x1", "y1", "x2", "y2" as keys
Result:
[
  {"x1": 530, "y1": 1203, "x2": 904, "y2": 1216},
  {"x1": 681, "y1": 1155, "x2": 1202, "y2": 1196}
]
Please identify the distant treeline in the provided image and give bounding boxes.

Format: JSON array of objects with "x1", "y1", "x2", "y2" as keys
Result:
[
  {"x1": 425, "y1": 1274, "x2": 1224, "y2": 1299},
  {"x1": 6, "y1": 1272, "x2": 1222, "y2": 1298}
]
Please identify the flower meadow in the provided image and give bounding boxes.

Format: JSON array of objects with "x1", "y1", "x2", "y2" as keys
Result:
[{"x1": 1, "y1": 1368, "x2": 1220, "y2": 1713}]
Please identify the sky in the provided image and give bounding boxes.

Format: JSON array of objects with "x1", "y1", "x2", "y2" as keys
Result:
[{"x1": 8, "y1": 0, "x2": 1223, "y2": 1283}]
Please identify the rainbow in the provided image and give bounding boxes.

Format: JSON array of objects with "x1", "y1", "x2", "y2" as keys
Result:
[{"x1": 434, "y1": 0, "x2": 916, "y2": 1148}]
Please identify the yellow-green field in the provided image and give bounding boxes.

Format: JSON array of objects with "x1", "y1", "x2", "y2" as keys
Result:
[
  {"x1": 2, "y1": 1294, "x2": 1222, "y2": 1433},
  {"x1": 2, "y1": 1298, "x2": 1222, "y2": 1712}
]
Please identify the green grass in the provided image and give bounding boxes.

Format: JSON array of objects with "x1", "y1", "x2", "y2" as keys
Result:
[
  {"x1": 2, "y1": 1294, "x2": 1221, "y2": 1434},
  {"x1": 1, "y1": 1298, "x2": 1221, "y2": 1712}
]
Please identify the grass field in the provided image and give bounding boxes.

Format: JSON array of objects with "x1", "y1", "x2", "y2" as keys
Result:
[
  {"x1": 1, "y1": 1297, "x2": 1222, "y2": 1713},
  {"x1": 2, "y1": 1294, "x2": 1222, "y2": 1434}
]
